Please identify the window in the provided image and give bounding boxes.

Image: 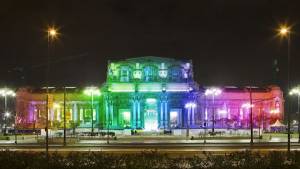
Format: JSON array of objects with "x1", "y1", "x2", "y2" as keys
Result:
[
  {"x1": 169, "y1": 66, "x2": 182, "y2": 82},
  {"x1": 170, "y1": 109, "x2": 181, "y2": 128},
  {"x1": 120, "y1": 66, "x2": 130, "y2": 82},
  {"x1": 80, "y1": 109, "x2": 83, "y2": 121},
  {"x1": 84, "y1": 109, "x2": 92, "y2": 122},
  {"x1": 119, "y1": 109, "x2": 131, "y2": 128},
  {"x1": 144, "y1": 66, "x2": 157, "y2": 82}
]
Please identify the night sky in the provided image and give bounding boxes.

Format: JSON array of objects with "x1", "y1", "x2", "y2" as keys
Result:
[{"x1": 1, "y1": 0, "x2": 300, "y2": 89}]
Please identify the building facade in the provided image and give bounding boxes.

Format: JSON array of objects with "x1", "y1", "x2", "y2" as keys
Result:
[
  {"x1": 102, "y1": 56, "x2": 198, "y2": 131},
  {"x1": 15, "y1": 56, "x2": 284, "y2": 133}
]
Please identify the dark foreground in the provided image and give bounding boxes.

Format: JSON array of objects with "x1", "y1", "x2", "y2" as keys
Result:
[{"x1": 1, "y1": 150, "x2": 300, "y2": 169}]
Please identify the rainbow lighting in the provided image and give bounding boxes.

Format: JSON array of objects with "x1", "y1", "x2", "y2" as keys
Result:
[{"x1": 15, "y1": 56, "x2": 284, "y2": 134}]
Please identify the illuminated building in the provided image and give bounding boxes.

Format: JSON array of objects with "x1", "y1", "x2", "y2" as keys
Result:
[
  {"x1": 15, "y1": 56, "x2": 284, "y2": 134},
  {"x1": 199, "y1": 86, "x2": 283, "y2": 131},
  {"x1": 102, "y1": 56, "x2": 198, "y2": 131}
]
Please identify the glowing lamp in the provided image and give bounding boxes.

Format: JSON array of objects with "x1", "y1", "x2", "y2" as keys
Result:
[
  {"x1": 185, "y1": 63, "x2": 190, "y2": 69},
  {"x1": 279, "y1": 27, "x2": 289, "y2": 36},
  {"x1": 185, "y1": 102, "x2": 196, "y2": 108},
  {"x1": 84, "y1": 87, "x2": 101, "y2": 96},
  {"x1": 205, "y1": 87, "x2": 222, "y2": 96},
  {"x1": 289, "y1": 87, "x2": 300, "y2": 96},
  {"x1": 0, "y1": 88, "x2": 16, "y2": 97},
  {"x1": 241, "y1": 103, "x2": 254, "y2": 109},
  {"x1": 48, "y1": 27, "x2": 58, "y2": 38},
  {"x1": 277, "y1": 25, "x2": 291, "y2": 37},
  {"x1": 4, "y1": 112, "x2": 10, "y2": 117}
]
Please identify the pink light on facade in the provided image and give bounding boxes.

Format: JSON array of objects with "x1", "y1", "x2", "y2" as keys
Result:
[
  {"x1": 241, "y1": 103, "x2": 254, "y2": 109},
  {"x1": 239, "y1": 107, "x2": 243, "y2": 120},
  {"x1": 218, "y1": 109, "x2": 227, "y2": 115}
]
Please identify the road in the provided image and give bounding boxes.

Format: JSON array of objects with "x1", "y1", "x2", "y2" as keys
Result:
[
  {"x1": 0, "y1": 134, "x2": 299, "y2": 156},
  {"x1": 1, "y1": 142, "x2": 300, "y2": 156}
]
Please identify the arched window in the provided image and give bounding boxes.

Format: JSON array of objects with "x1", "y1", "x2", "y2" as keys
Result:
[
  {"x1": 120, "y1": 66, "x2": 131, "y2": 82},
  {"x1": 169, "y1": 66, "x2": 182, "y2": 82},
  {"x1": 143, "y1": 66, "x2": 157, "y2": 82}
]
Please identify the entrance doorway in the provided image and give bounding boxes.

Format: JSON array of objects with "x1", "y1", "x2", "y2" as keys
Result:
[{"x1": 144, "y1": 98, "x2": 158, "y2": 131}]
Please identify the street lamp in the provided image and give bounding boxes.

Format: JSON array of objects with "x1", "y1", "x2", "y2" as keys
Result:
[
  {"x1": 205, "y1": 87, "x2": 222, "y2": 134},
  {"x1": 277, "y1": 24, "x2": 292, "y2": 154},
  {"x1": 47, "y1": 27, "x2": 58, "y2": 40},
  {"x1": 63, "y1": 87, "x2": 76, "y2": 146},
  {"x1": 278, "y1": 26, "x2": 290, "y2": 37},
  {"x1": 45, "y1": 26, "x2": 59, "y2": 157},
  {"x1": 0, "y1": 88, "x2": 16, "y2": 135},
  {"x1": 84, "y1": 87, "x2": 101, "y2": 136},
  {"x1": 289, "y1": 86, "x2": 300, "y2": 143},
  {"x1": 244, "y1": 86, "x2": 255, "y2": 145}
]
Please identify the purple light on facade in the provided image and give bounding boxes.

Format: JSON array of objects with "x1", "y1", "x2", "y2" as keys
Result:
[{"x1": 185, "y1": 102, "x2": 196, "y2": 108}]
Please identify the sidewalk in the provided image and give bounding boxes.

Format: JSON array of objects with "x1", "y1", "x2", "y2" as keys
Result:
[{"x1": 0, "y1": 134, "x2": 299, "y2": 144}]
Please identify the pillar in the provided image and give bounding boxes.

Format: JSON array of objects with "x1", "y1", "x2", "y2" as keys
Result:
[
  {"x1": 164, "y1": 101, "x2": 168, "y2": 128},
  {"x1": 191, "y1": 106, "x2": 195, "y2": 126},
  {"x1": 132, "y1": 100, "x2": 136, "y2": 128},
  {"x1": 105, "y1": 100, "x2": 109, "y2": 128},
  {"x1": 137, "y1": 100, "x2": 141, "y2": 128},
  {"x1": 160, "y1": 101, "x2": 164, "y2": 128}
]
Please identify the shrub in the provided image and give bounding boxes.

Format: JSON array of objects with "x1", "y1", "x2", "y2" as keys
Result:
[{"x1": 0, "y1": 150, "x2": 299, "y2": 169}]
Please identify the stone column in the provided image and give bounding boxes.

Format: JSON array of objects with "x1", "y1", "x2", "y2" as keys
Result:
[
  {"x1": 164, "y1": 101, "x2": 168, "y2": 128},
  {"x1": 137, "y1": 100, "x2": 141, "y2": 128},
  {"x1": 191, "y1": 106, "x2": 195, "y2": 126},
  {"x1": 160, "y1": 101, "x2": 164, "y2": 128},
  {"x1": 105, "y1": 100, "x2": 109, "y2": 128},
  {"x1": 132, "y1": 100, "x2": 136, "y2": 128},
  {"x1": 110, "y1": 100, "x2": 114, "y2": 128},
  {"x1": 73, "y1": 103, "x2": 77, "y2": 122}
]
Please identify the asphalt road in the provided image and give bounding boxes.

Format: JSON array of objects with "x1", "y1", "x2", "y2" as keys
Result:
[{"x1": 1, "y1": 142, "x2": 299, "y2": 156}]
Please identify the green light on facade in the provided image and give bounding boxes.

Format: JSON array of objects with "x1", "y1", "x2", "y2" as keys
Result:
[
  {"x1": 146, "y1": 98, "x2": 157, "y2": 104},
  {"x1": 123, "y1": 111, "x2": 130, "y2": 121},
  {"x1": 83, "y1": 87, "x2": 101, "y2": 96},
  {"x1": 120, "y1": 109, "x2": 131, "y2": 128}
]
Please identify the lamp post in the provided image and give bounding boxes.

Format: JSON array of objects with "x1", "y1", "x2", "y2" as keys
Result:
[
  {"x1": 245, "y1": 87, "x2": 254, "y2": 145},
  {"x1": 84, "y1": 87, "x2": 101, "y2": 136},
  {"x1": 289, "y1": 86, "x2": 300, "y2": 143},
  {"x1": 63, "y1": 87, "x2": 76, "y2": 146},
  {"x1": 278, "y1": 25, "x2": 291, "y2": 153},
  {"x1": 46, "y1": 26, "x2": 58, "y2": 157},
  {"x1": 4, "y1": 112, "x2": 10, "y2": 135},
  {"x1": 0, "y1": 88, "x2": 16, "y2": 135},
  {"x1": 205, "y1": 87, "x2": 222, "y2": 134}
]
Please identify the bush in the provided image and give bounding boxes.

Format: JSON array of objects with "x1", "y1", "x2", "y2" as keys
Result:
[{"x1": 0, "y1": 150, "x2": 300, "y2": 169}]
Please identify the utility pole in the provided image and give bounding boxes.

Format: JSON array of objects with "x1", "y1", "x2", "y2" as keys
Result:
[{"x1": 287, "y1": 31, "x2": 291, "y2": 154}]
